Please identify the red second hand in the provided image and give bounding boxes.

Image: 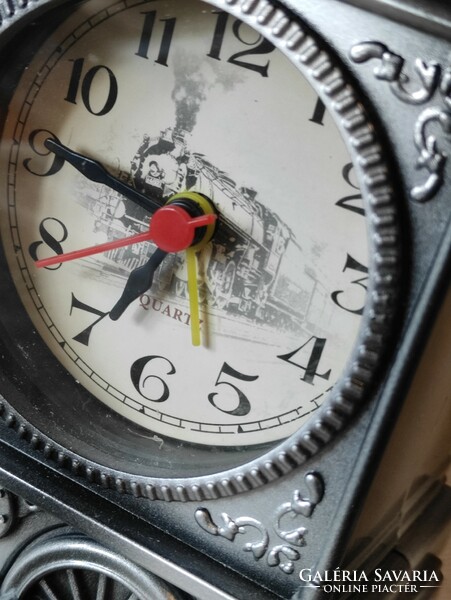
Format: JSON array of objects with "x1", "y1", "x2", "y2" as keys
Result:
[
  {"x1": 35, "y1": 229, "x2": 154, "y2": 268},
  {"x1": 35, "y1": 206, "x2": 216, "y2": 268}
]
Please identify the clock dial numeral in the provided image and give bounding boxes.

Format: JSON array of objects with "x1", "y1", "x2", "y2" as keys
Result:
[
  {"x1": 331, "y1": 254, "x2": 369, "y2": 315},
  {"x1": 336, "y1": 163, "x2": 365, "y2": 216},
  {"x1": 336, "y1": 192, "x2": 365, "y2": 216},
  {"x1": 23, "y1": 129, "x2": 64, "y2": 177},
  {"x1": 309, "y1": 97, "x2": 326, "y2": 126},
  {"x1": 277, "y1": 337, "x2": 331, "y2": 385},
  {"x1": 64, "y1": 58, "x2": 118, "y2": 116},
  {"x1": 28, "y1": 217, "x2": 68, "y2": 270},
  {"x1": 208, "y1": 362, "x2": 259, "y2": 416},
  {"x1": 131, "y1": 355, "x2": 176, "y2": 403},
  {"x1": 135, "y1": 11, "x2": 176, "y2": 66},
  {"x1": 208, "y1": 11, "x2": 274, "y2": 77},
  {"x1": 207, "y1": 10, "x2": 228, "y2": 61},
  {"x1": 69, "y1": 294, "x2": 108, "y2": 346}
]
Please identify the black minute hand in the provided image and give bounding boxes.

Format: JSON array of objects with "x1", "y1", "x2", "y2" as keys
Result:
[{"x1": 45, "y1": 138, "x2": 162, "y2": 214}]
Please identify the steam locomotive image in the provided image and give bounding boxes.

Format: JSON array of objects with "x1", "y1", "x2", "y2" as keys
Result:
[{"x1": 84, "y1": 128, "x2": 331, "y2": 335}]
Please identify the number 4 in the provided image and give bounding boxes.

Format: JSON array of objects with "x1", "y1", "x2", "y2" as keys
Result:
[{"x1": 277, "y1": 337, "x2": 331, "y2": 385}]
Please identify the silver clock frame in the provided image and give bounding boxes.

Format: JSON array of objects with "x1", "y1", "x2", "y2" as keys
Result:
[
  {"x1": 0, "y1": 1, "x2": 449, "y2": 600},
  {"x1": 0, "y1": 0, "x2": 400, "y2": 502}
]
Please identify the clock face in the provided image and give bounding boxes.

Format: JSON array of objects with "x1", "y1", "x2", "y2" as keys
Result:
[{"x1": 0, "y1": 0, "x2": 369, "y2": 449}]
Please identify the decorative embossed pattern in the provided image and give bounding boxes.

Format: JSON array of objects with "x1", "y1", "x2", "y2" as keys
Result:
[
  {"x1": 195, "y1": 472, "x2": 324, "y2": 574},
  {"x1": 350, "y1": 41, "x2": 451, "y2": 202}
]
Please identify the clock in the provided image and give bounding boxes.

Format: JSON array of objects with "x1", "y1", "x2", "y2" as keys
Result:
[
  {"x1": 0, "y1": 0, "x2": 449, "y2": 599},
  {"x1": 0, "y1": 0, "x2": 400, "y2": 488}
]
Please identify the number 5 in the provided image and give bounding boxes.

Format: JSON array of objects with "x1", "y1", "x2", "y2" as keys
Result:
[{"x1": 208, "y1": 363, "x2": 259, "y2": 416}]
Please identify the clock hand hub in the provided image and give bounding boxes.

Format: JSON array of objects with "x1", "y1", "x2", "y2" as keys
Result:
[{"x1": 149, "y1": 204, "x2": 216, "y2": 253}]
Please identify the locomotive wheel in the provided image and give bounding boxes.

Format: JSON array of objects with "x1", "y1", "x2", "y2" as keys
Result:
[{"x1": 0, "y1": 529, "x2": 186, "y2": 600}]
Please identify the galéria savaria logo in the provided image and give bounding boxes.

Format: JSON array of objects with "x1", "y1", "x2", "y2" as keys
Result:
[{"x1": 298, "y1": 568, "x2": 441, "y2": 595}]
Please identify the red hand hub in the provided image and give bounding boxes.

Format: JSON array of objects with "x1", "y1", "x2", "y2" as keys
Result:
[{"x1": 150, "y1": 205, "x2": 216, "y2": 253}]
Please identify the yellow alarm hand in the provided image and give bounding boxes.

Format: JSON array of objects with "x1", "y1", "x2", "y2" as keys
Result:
[{"x1": 186, "y1": 248, "x2": 201, "y2": 346}]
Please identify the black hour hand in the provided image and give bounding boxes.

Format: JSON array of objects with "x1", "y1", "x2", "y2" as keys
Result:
[{"x1": 110, "y1": 248, "x2": 167, "y2": 321}]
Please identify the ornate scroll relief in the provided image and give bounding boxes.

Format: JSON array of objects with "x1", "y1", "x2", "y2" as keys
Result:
[
  {"x1": 0, "y1": 488, "x2": 39, "y2": 539},
  {"x1": 350, "y1": 41, "x2": 451, "y2": 202},
  {"x1": 195, "y1": 472, "x2": 324, "y2": 575},
  {"x1": 0, "y1": 488, "x2": 15, "y2": 539}
]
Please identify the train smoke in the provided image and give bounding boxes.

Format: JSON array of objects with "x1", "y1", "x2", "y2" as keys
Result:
[{"x1": 172, "y1": 54, "x2": 207, "y2": 133}]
